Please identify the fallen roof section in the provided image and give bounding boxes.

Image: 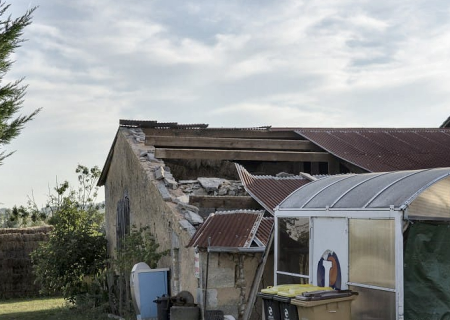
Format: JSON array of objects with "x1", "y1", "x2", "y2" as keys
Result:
[
  {"x1": 236, "y1": 164, "x2": 311, "y2": 214},
  {"x1": 296, "y1": 128, "x2": 450, "y2": 172},
  {"x1": 187, "y1": 210, "x2": 268, "y2": 250}
]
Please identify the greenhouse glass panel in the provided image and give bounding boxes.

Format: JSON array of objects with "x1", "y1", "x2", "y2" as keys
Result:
[
  {"x1": 349, "y1": 219, "x2": 395, "y2": 289},
  {"x1": 277, "y1": 218, "x2": 309, "y2": 277},
  {"x1": 349, "y1": 286, "x2": 396, "y2": 320},
  {"x1": 407, "y1": 176, "x2": 450, "y2": 219}
]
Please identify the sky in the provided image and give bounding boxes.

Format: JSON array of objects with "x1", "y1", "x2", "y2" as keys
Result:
[{"x1": 0, "y1": 0, "x2": 449, "y2": 208}]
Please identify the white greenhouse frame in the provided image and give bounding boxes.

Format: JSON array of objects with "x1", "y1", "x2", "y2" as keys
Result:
[{"x1": 274, "y1": 168, "x2": 450, "y2": 320}]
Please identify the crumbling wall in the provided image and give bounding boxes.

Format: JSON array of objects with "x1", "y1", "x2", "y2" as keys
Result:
[
  {"x1": 199, "y1": 252, "x2": 262, "y2": 320},
  {"x1": 104, "y1": 129, "x2": 198, "y2": 296},
  {"x1": 0, "y1": 226, "x2": 52, "y2": 298}
]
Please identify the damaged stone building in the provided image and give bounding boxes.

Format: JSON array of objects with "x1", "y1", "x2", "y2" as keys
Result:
[{"x1": 98, "y1": 119, "x2": 450, "y2": 320}]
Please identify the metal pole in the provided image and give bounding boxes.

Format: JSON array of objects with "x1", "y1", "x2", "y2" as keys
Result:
[{"x1": 203, "y1": 237, "x2": 211, "y2": 320}]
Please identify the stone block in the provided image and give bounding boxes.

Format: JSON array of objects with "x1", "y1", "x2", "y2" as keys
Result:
[
  {"x1": 176, "y1": 194, "x2": 189, "y2": 204},
  {"x1": 147, "y1": 152, "x2": 163, "y2": 163},
  {"x1": 157, "y1": 182, "x2": 172, "y2": 201},
  {"x1": 198, "y1": 178, "x2": 225, "y2": 192},
  {"x1": 164, "y1": 177, "x2": 178, "y2": 190},
  {"x1": 175, "y1": 200, "x2": 199, "y2": 213},
  {"x1": 179, "y1": 219, "x2": 196, "y2": 237},
  {"x1": 155, "y1": 166, "x2": 165, "y2": 180},
  {"x1": 184, "y1": 210, "x2": 203, "y2": 226}
]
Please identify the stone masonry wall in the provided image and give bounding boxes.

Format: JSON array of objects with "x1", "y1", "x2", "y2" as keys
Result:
[{"x1": 104, "y1": 129, "x2": 198, "y2": 296}]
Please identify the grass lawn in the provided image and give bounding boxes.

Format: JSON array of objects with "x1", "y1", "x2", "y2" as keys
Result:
[{"x1": 0, "y1": 297, "x2": 111, "y2": 320}]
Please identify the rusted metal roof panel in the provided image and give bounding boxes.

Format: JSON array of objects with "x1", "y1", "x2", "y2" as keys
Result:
[
  {"x1": 187, "y1": 210, "x2": 264, "y2": 248},
  {"x1": 255, "y1": 217, "x2": 274, "y2": 246},
  {"x1": 296, "y1": 129, "x2": 450, "y2": 172},
  {"x1": 236, "y1": 164, "x2": 310, "y2": 214}
]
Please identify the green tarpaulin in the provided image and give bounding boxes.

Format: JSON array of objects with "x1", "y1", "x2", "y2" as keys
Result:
[{"x1": 404, "y1": 222, "x2": 450, "y2": 320}]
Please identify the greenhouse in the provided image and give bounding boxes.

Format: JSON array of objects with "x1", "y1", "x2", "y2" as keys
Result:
[{"x1": 274, "y1": 167, "x2": 450, "y2": 320}]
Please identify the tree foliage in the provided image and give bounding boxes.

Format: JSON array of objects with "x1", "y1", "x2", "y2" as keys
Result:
[
  {"x1": 31, "y1": 165, "x2": 106, "y2": 304},
  {"x1": 109, "y1": 226, "x2": 169, "y2": 316},
  {"x1": 0, "y1": 2, "x2": 40, "y2": 165}
]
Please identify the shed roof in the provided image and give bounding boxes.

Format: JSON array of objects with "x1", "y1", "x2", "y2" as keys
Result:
[
  {"x1": 296, "y1": 128, "x2": 450, "y2": 172},
  {"x1": 278, "y1": 167, "x2": 450, "y2": 211},
  {"x1": 187, "y1": 210, "x2": 267, "y2": 249}
]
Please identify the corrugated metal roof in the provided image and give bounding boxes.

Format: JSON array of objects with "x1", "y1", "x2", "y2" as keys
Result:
[
  {"x1": 187, "y1": 210, "x2": 265, "y2": 248},
  {"x1": 278, "y1": 167, "x2": 450, "y2": 212},
  {"x1": 255, "y1": 217, "x2": 274, "y2": 246},
  {"x1": 236, "y1": 164, "x2": 311, "y2": 214},
  {"x1": 296, "y1": 128, "x2": 450, "y2": 172}
]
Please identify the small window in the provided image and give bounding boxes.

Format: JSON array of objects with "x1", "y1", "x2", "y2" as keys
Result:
[{"x1": 116, "y1": 195, "x2": 130, "y2": 249}]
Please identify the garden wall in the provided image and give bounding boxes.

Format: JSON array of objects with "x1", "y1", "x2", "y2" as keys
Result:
[{"x1": 0, "y1": 226, "x2": 52, "y2": 298}]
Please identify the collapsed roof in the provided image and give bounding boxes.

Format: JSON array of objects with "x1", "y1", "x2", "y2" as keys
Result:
[{"x1": 98, "y1": 120, "x2": 450, "y2": 249}]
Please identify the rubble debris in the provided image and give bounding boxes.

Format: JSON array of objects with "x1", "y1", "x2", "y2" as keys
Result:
[
  {"x1": 176, "y1": 194, "x2": 189, "y2": 203},
  {"x1": 184, "y1": 210, "x2": 203, "y2": 226},
  {"x1": 175, "y1": 200, "x2": 200, "y2": 213},
  {"x1": 155, "y1": 166, "x2": 165, "y2": 180},
  {"x1": 198, "y1": 177, "x2": 225, "y2": 193},
  {"x1": 157, "y1": 182, "x2": 172, "y2": 201}
]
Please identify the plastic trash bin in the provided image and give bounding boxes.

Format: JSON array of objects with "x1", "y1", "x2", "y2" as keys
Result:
[
  {"x1": 154, "y1": 294, "x2": 171, "y2": 320},
  {"x1": 257, "y1": 292, "x2": 281, "y2": 320},
  {"x1": 291, "y1": 295, "x2": 357, "y2": 320},
  {"x1": 273, "y1": 295, "x2": 298, "y2": 320}
]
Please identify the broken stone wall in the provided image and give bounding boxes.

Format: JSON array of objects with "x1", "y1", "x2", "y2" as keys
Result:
[
  {"x1": 104, "y1": 129, "x2": 198, "y2": 296},
  {"x1": 198, "y1": 251, "x2": 262, "y2": 320}
]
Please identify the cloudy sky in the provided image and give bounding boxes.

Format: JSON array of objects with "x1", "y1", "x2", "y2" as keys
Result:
[{"x1": 0, "y1": 0, "x2": 449, "y2": 208}]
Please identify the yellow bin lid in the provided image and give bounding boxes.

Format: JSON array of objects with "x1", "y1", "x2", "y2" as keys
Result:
[
  {"x1": 277, "y1": 286, "x2": 333, "y2": 297},
  {"x1": 261, "y1": 284, "x2": 312, "y2": 294}
]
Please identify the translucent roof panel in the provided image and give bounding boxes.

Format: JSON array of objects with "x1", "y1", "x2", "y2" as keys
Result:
[
  {"x1": 280, "y1": 174, "x2": 355, "y2": 209},
  {"x1": 279, "y1": 168, "x2": 450, "y2": 211},
  {"x1": 407, "y1": 176, "x2": 450, "y2": 220}
]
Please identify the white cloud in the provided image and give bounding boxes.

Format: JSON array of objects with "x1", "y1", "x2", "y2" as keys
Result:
[{"x1": 1, "y1": 0, "x2": 450, "y2": 207}]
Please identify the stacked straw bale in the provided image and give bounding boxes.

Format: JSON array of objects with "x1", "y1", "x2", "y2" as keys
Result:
[{"x1": 0, "y1": 226, "x2": 52, "y2": 298}]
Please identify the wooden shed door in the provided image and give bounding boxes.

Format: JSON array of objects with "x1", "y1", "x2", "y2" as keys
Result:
[{"x1": 311, "y1": 217, "x2": 348, "y2": 290}]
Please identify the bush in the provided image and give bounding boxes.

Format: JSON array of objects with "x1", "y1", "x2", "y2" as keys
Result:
[{"x1": 31, "y1": 165, "x2": 107, "y2": 305}]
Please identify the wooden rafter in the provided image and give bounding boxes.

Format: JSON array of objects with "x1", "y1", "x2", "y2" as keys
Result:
[
  {"x1": 155, "y1": 148, "x2": 333, "y2": 162},
  {"x1": 143, "y1": 128, "x2": 302, "y2": 140},
  {"x1": 146, "y1": 136, "x2": 321, "y2": 151},
  {"x1": 189, "y1": 196, "x2": 260, "y2": 209}
]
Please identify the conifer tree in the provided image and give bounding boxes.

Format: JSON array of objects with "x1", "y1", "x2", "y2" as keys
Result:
[{"x1": 0, "y1": 2, "x2": 40, "y2": 165}]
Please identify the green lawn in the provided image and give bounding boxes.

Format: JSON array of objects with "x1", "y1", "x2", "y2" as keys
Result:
[{"x1": 0, "y1": 297, "x2": 111, "y2": 320}]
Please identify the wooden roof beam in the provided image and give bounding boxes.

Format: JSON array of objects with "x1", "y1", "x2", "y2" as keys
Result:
[
  {"x1": 155, "y1": 148, "x2": 333, "y2": 162},
  {"x1": 146, "y1": 136, "x2": 321, "y2": 151},
  {"x1": 143, "y1": 128, "x2": 302, "y2": 140},
  {"x1": 189, "y1": 196, "x2": 261, "y2": 209}
]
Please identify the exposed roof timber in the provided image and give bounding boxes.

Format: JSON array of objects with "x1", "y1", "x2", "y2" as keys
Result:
[
  {"x1": 189, "y1": 196, "x2": 261, "y2": 209},
  {"x1": 143, "y1": 128, "x2": 303, "y2": 140},
  {"x1": 146, "y1": 135, "x2": 321, "y2": 151},
  {"x1": 120, "y1": 119, "x2": 208, "y2": 129},
  {"x1": 155, "y1": 148, "x2": 334, "y2": 162}
]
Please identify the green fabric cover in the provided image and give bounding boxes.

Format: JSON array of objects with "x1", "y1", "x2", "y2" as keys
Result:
[{"x1": 404, "y1": 223, "x2": 450, "y2": 320}]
